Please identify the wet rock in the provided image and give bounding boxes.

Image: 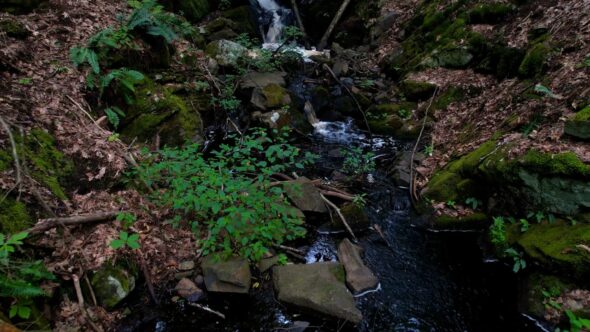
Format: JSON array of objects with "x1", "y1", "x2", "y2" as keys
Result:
[
  {"x1": 175, "y1": 278, "x2": 204, "y2": 302},
  {"x1": 258, "y1": 254, "x2": 279, "y2": 273},
  {"x1": 332, "y1": 59, "x2": 349, "y2": 76},
  {"x1": 91, "y1": 265, "x2": 136, "y2": 310},
  {"x1": 240, "y1": 71, "x2": 287, "y2": 89},
  {"x1": 194, "y1": 274, "x2": 204, "y2": 287},
  {"x1": 201, "y1": 256, "x2": 251, "y2": 294},
  {"x1": 399, "y1": 80, "x2": 437, "y2": 101},
  {"x1": 273, "y1": 262, "x2": 362, "y2": 323},
  {"x1": 282, "y1": 178, "x2": 328, "y2": 213},
  {"x1": 221, "y1": 6, "x2": 257, "y2": 36},
  {"x1": 389, "y1": 151, "x2": 424, "y2": 187},
  {"x1": 250, "y1": 84, "x2": 292, "y2": 110},
  {"x1": 205, "y1": 39, "x2": 246, "y2": 67},
  {"x1": 337, "y1": 239, "x2": 378, "y2": 293},
  {"x1": 337, "y1": 203, "x2": 369, "y2": 230},
  {"x1": 422, "y1": 47, "x2": 473, "y2": 69},
  {"x1": 252, "y1": 109, "x2": 291, "y2": 129}
]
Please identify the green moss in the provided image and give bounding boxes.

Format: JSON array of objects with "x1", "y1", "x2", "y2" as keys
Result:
[
  {"x1": 261, "y1": 84, "x2": 290, "y2": 108},
  {"x1": 521, "y1": 150, "x2": 590, "y2": 178},
  {"x1": 518, "y1": 43, "x2": 549, "y2": 78},
  {"x1": 175, "y1": 0, "x2": 210, "y2": 22},
  {"x1": 0, "y1": 150, "x2": 12, "y2": 171},
  {"x1": 91, "y1": 264, "x2": 136, "y2": 309},
  {"x1": 467, "y1": 3, "x2": 514, "y2": 24},
  {"x1": 515, "y1": 222, "x2": 590, "y2": 278},
  {"x1": 574, "y1": 106, "x2": 590, "y2": 121},
  {"x1": 339, "y1": 203, "x2": 369, "y2": 229},
  {"x1": 434, "y1": 212, "x2": 488, "y2": 229},
  {"x1": 122, "y1": 80, "x2": 203, "y2": 146},
  {"x1": 523, "y1": 273, "x2": 572, "y2": 318},
  {"x1": 0, "y1": 18, "x2": 30, "y2": 39},
  {"x1": 433, "y1": 87, "x2": 465, "y2": 110},
  {"x1": 424, "y1": 169, "x2": 463, "y2": 201},
  {"x1": 0, "y1": 198, "x2": 32, "y2": 234}
]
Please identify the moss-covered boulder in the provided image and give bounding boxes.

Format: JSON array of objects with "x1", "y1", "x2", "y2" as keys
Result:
[
  {"x1": 423, "y1": 47, "x2": 474, "y2": 69},
  {"x1": 170, "y1": 0, "x2": 210, "y2": 22},
  {"x1": 518, "y1": 43, "x2": 549, "y2": 78},
  {"x1": 366, "y1": 102, "x2": 421, "y2": 138},
  {"x1": 520, "y1": 273, "x2": 572, "y2": 318},
  {"x1": 466, "y1": 3, "x2": 514, "y2": 24},
  {"x1": 0, "y1": 18, "x2": 30, "y2": 39},
  {"x1": 221, "y1": 6, "x2": 257, "y2": 37},
  {"x1": 509, "y1": 222, "x2": 590, "y2": 278},
  {"x1": 565, "y1": 107, "x2": 590, "y2": 140},
  {"x1": 0, "y1": 198, "x2": 32, "y2": 234},
  {"x1": 250, "y1": 84, "x2": 292, "y2": 111},
  {"x1": 337, "y1": 203, "x2": 369, "y2": 230},
  {"x1": 205, "y1": 39, "x2": 246, "y2": 68},
  {"x1": 399, "y1": 80, "x2": 437, "y2": 101},
  {"x1": 121, "y1": 81, "x2": 204, "y2": 146},
  {"x1": 433, "y1": 212, "x2": 488, "y2": 230},
  {"x1": 91, "y1": 264, "x2": 136, "y2": 309}
]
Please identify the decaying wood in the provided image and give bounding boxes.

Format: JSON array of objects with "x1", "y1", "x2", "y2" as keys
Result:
[
  {"x1": 318, "y1": 0, "x2": 352, "y2": 51},
  {"x1": 28, "y1": 211, "x2": 120, "y2": 234},
  {"x1": 320, "y1": 193, "x2": 357, "y2": 241}
]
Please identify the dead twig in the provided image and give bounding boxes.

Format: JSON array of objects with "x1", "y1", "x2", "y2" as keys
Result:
[
  {"x1": 274, "y1": 244, "x2": 305, "y2": 255},
  {"x1": 72, "y1": 274, "x2": 101, "y2": 332},
  {"x1": 84, "y1": 274, "x2": 98, "y2": 307},
  {"x1": 138, "y1": 250, "x2": 159, "y2": 305},
  {"x1": 319, "y1": 190, "x2": 354, "y2": 201},
  {"x1": 186, "y1": 302, "x2": 226, "y2": 319},
  {"x1": 320, "y1": 194, "x2": 358, "y2": 242},
  {"x1": 28, "y1": 211, "x2": 120, "y2": 234}
]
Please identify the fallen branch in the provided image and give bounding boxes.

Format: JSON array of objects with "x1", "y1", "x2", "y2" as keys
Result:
[
  {"x1": 72, "y1": 274, "x2": 101, "y2": 332},
  {"x1": 319, "y1": 190, "x2": 354, "y2": 201},
  {"x1": 0, "y1": 115, "x2": 21, "y2": 186},
  {"x1": 317, "y1": 0, "x2": 352, "y2": 51},
  {"x1": 186, "y1": 302, "x2": 226, "y2": 319},
  {"x1": 28, "y1": 211, "x2": 119, "y2": 234},
  {"x1": 409, "y1": 88, "x2": 438, "y2": 206},
  {"x1": 138, "y1": 250, "x2": 159, "y2": 305},
  {"x1": 274, "y1": 244, "x2": 305, "y2": 255},
  {"x1": 322, "y1": 64, "x2": 372, "y2": 140},
  {"x1": 320, "y1": 194, "x2": 357, "y2": 242}
]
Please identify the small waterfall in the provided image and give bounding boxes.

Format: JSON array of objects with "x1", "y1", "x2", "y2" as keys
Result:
[{"x1": 255, "y1": 0, "x2": 290, "y2": 44}]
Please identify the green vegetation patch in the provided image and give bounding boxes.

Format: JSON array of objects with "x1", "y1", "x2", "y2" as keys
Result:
[
  {"x1": 467, "y1": 3, "x2": 514, "y2": 24},
  {"x1": 521, "y1": 150, "x2": 590, "y2": 178},
  {"x1": 518, "y1": 43, "x2": 549, "y2": 78},
  {"x1": 0, "y1": 198, "x2": 33, "y2": 234}
]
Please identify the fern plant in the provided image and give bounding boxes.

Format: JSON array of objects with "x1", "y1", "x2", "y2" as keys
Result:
[
  {"x1": 126, "y1": 0, "x2": 195, "y2": 43},
  {"x1": 0, "y1": 232, "x2": 54, "y2": 319}
]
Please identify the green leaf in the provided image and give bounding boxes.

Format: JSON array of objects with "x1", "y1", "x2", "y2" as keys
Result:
[
  {"x1": 110, "y1": 239, "x2": 125, "y2": 249},
  {"x1": 18, "y1": 306, "x2": 31, "y2": 319},
  {"x1": 87, "y1": 50, "x2": 100, "y2": 74},
  {"x1": 8, "y1": 232, "x2": 28, "y2": 245}
]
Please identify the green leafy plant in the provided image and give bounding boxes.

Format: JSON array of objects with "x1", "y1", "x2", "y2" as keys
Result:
[
  {"x1": 584, "y1": 54, "x2": 590, "y2": 67},
  {"x1": 398, "y1": 108, "x2": 411, "y2": 119},
  {"x1": 0, "y1": 232, "x2": 54, "y2": 319},
  {"x1": 97, "y1": 68, "x2": 144, "y2": 100},
  {"x1": 17, "y1": 78, "x2": 33, "y2": 85},
  {"x1": 283, "y1": 26, "x2": 305, "y2": 41},
  {"x1": 117, "y1": 212, "x2": 137, "y2": 229},
  {"x1": 137, "y1": 128, "x2": 315, "y2": 261},
  {"x1": 505, "y1": 247, "x2": 526, "y2": 273},
  {"x1": 126, "y1": 0, "x2": 194, "y2": 43},
  {"x1": 489, "y1": 216, "x2": 507, "y2": 249},
  {"x1": 104, "y1": 106, "x2": 126, "y2": 128},
  {"x1": 352, "y1": 194, "x2": 367, "y2": 207},
  {"x1": 358, "y1": 79, "x2": 375, "y2": 89},
  {"x1": 465, "y1": 197, "x2": 481, "y2": 210},
  {"x1": 565, "y1": 310, "x2": 590, "y2": 332},
  {"x1": 341, "y1": 147, "x2": 375, "y2": 176},
  {"x1": 446, "y1": 200, "x2": 456, "y2": 208},
  {"x1": 424, "y1": 144, "x2": 434, "y2": 157},
  {"x1": 110, "y1": 231, "x2": 141, "y2": 250},
  {"x1": 519, "y1": 218, "x2": 530, "y2": 232},
  {"x1": 277, "y1": 253, "x2": 288, "y2": 265}
]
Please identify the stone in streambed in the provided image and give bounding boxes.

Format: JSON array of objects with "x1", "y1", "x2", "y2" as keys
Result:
[
  {"x1": 273, "y1": 262, "x2": 362, "y2": 323},
  {"x1": 282, "y1": 178, "x2": 328, "y2": 214},
  {"x1": 175, "y1": 278, "x2": 204, "y2": 302},
  {"x1": 250, "y1": 84, "x2": 291, "y2": 111},
  {"x1": 334, "y1": 203, "x2": 369, "y2": 230},
  {"x1": 240, "y1": 71, "x2": 287, "y2": 89},
  {"x1": 205, "y1": 39, "x2": 246, "y2": 68},
  {"x1": 201, "y1": 256, "x2": 251, "y2": 294},
  {"x1": 337, "y1": 239, "x2": 378, "y2": 293}
]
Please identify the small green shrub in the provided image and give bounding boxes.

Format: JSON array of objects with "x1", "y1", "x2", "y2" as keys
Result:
[
  {"x1": 565, "y1": 310, "x2": 590, "y2": 332},
  {"x1": 137, "y1": 128, "x2": 316, "y2": 261},
  {"x1": 489, "y1": 216, "x2": 507, "y2": 249},
  {"x1": 504, "y1": 247, "x2": 526, "y2": 273},
  {"x1": 341, "y1": 147, "x2": 376, "y2": 176}
]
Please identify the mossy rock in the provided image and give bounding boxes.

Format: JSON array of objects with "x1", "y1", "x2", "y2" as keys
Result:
[
  {"x1": 520, "y1": 150, "x2": 590, "y2": 178},
  {"x1": 91, "y1": 264, "x2": 136, "y2": 309},
  {"x1": 520, "y1": 273, "x2": 572, "y2": 318},
  {"x1": 433, "y1": 212, "x2": 488, "y2": 230},
  {"x1": 367, "y1": 114, "x2": 404, "y2": 135},
  {"x1": 0, "y1": 18, "x2": 30, "y2": 39},
  {"x1": 432, "y1": 87, "x2": 465, "y2": 111},
  {"x1": 512, "y1": 222, "x2": 590, "y2": 278},
  {"x1": 121, "y1": 80, "x2": 204, "y2": 146},
  {"x1": 221, "y1": 6, "x2": 257, "y2": 36},
  {"x1": 250, "y1": 84, "x2": 291, "y2": 111},
  {"x1": 0, "y1": 198, "x2": 33, "y2": 234},
  {"x1": 475, "y1": 43, "x2": 525, "y2": 79},
  {"x1": 423, "y1": 47, "x2": 474, "y2": 69},
  {"x1": 565, "y1": 107, "x2": 590, "y2": 140},
  {"x1": 399, "y1": 80, "x2": 437, "y2": 101},
  {"x1": 4, "y1": 129, "x2": 75, "y2": 200},
  {"x1": 466, "y1": 3, "x2": 514, "y2": 24},
  {"x1": 337, "y1": 203, "x2": 369, "y2": 230},
  {"x1": 518, "y1": 43, "x2": 549, "y2": 78},
  {"x1": 0, "y1": 0, "x2": 46, "y2": 14}
]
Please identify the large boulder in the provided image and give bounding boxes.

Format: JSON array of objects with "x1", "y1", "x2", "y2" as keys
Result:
[
  {"x1": 201, "y1": 256, "x2": 251, "y2": 294},
  {"x1": 273, "y1": 263, "x2": 362, "y2": 323},
  {"x1": 91, "y1": 265, "x2": 136, "y2": 310},
  {"x1": 282, "y1": 178, "x2": 328, "y2": 213},
  {"x1": 250, "y1": 84, "x2": 292, "y2": 110},
  {"x1": 240, "y1": 72, "x2": 287, "y2": 89},
  {"x1": 337, "y1": 239, "x2": 378, "y2": 293},
  {"x1": 205, "y1": 39, "x2": 246, "y2": 67},
  {"x1": 565, "y1": 107, "x2": 590, "y2": 140}
]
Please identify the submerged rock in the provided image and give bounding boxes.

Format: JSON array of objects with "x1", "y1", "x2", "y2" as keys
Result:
[
  {"x1": 337, "y1": 239, "x2": 378, "y2": 293},
  {"x1": 282, "y1": 178, "x2": 328, "y2": 213},
  {"x1": 91, "y1": 265, "x2": 136, "y2": 310},
  {"x1": 201, "y1": 256, "x2": 251, "y2": 294},
  {"x1": 273, "y1": 262, "x2": 362, "y2": 323}
]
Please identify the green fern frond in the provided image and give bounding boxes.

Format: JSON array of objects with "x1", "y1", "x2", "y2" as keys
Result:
[{"x1": 0, "y1": 276, "x2": 47, "y2": 298}]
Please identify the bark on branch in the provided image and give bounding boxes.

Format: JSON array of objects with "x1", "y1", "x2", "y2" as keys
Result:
[
  {"x1": 317, "y1": 0, "x2": 352, "y2": 51},
  {"x1": 28, "y1": 211, "x2": 120, "y2": 234}
]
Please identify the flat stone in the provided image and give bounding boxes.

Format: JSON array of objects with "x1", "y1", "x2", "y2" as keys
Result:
[
  {"x1": 273, "y1": 262, "x2": 362, "y2": 323},
  {"x1": 178, "y1": 260, "x2": 195, "y2": 271},
  {"x1": 240, "y1": 71, "x2": 287, "y2": 89},
  {"x1": 282, "y1": 178, "x2": 328, "y2": 213},
  {"x1": 258, "y1": 255, "x2": 280, "y2": 273},
  {"x1": 202, "y1": 256, "x2": 251, "y2": 294},
  {"x1": 337, "y1": 239, "x2": 378, "y2": 293},
  {"x1": 175, "y1": 278, "x2": 204, "y2": 302}
]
